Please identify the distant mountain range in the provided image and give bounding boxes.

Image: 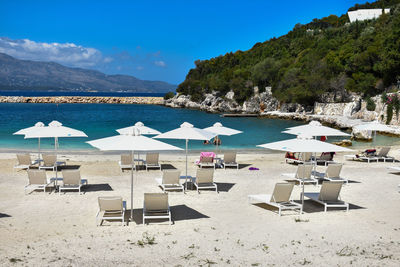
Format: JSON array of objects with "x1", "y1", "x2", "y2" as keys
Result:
[{"x1": 0, "y1": 53, "x2": 176, "y2": 93}]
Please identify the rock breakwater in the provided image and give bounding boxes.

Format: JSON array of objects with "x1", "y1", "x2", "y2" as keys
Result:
[{"x1": 0, "y1": 96, "x2": 163, "y2": 105}]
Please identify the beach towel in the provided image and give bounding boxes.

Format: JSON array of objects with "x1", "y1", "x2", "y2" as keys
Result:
[{"x1": 196, "y1": 152, "x2": 216, "y2": 164}]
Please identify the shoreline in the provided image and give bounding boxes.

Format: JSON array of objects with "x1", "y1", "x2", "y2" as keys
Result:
[{"x1": 0, "y1": 96, "x2": 163, "y2": 105}]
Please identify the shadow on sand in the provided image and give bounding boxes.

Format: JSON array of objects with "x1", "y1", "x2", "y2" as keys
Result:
[
  {"x1": 84, "y1": 183, "x2": 113, "y2": 192},
  {"x1": 123, "y1": 204, "x2": 209, "y2": 225}
]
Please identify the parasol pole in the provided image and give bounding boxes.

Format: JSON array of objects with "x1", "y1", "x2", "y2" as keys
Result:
[{"x1": 131, "y1": 149, "x2": 135, "y2": 221}]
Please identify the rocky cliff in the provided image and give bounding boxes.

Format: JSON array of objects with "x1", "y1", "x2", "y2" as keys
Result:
[{"x1": 164, "y1": 88, "x2": 400, "y2": 139}]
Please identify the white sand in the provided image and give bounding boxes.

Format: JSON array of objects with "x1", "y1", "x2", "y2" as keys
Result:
[{"x1": 0, "y1": 150, "x2": 400, "y2": 266}]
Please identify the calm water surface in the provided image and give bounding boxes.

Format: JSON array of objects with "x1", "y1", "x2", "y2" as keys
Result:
[{"x1": 0, "y1": 103, "x2": 398, "y2": 151}]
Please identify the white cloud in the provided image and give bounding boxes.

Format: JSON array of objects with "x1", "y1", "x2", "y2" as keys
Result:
[
  {"x1": 136, "y1": 66, "x2": 144, "y2": 70},
  {"x1": 154, "y1": 60, "x2": 166, "y2": 67},
  {"x1": 103, "y1": 57, "x2": 113, "y2": 63},
  {"x1": 0, "y1": 37, "x2": 106, "y2": 68}
]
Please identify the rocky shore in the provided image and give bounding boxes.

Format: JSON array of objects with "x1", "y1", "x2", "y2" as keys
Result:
[
  {"x1": 0, "y1": 96, "x2": 163, "y2": 105},
  {"x1": 164, "y1": 88, "x2": 400, "y2": 140}
]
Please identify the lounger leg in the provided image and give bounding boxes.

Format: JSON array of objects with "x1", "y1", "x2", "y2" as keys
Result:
[
  {"x1": 324, "y1": 205, "x2": 327, "y2": 212},
  {"x1": 278, "y1": 207, "x2": 281, "y2": 216}
]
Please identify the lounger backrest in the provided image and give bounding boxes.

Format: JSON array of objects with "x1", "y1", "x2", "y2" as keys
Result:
[
  {"x1": 121, "y1": 154, "x2": 133, "y2": 165},
  {"x1": 377, "y1": 147, "x2": 390, "y2": 157},
  {"x1": 42, "y1": 154, "x2": 57, "y2": 166},
  {"x1": 224, "y1": 152, "x2": 236, "y2": 163},
  {"x1": 201, "y1": 156, "x2": 214, "y2": 163},
  {"x1": 326, "y1": 164, "x2": 342, "y2": 178},
  {"x1": 27, "y1": 169, "x2": 47, "y2": 185},
  {"x1": 319, "y1": 152, "x2": 332, "y2": 161},
  {"x1": 98, "y1": 196, "x2": 123, "y2": 211},
  {"x1": 146, "y1": 153, "x2": 159, "y2": 165},
  {"x1": 17, "y1": 154, "x2": 32, "y2": 165},
  {"x1": 162, "y1": 170, "x2": 180, "y2": 184},
  {"x1": 318, "y1": 181, "x2": 343, "y2": 201},
  {"x1": 270, "y1": 183, "x2": 294, "y2": 203},
  {"x1": 295, "y1": 164, "x2": 313, "y2": 179},
  {"x1": 144, "y1": 193, "x2": 168, "y2": 211},
  {"x1": 196, "y1": 168, "x2": 214, "y2": 184},
  {"x1": 300, "y1": 152, "x2": 312, "y2": 161},
  {"x1": 62, "y1": 169, "x2": 81, "y2": 185}
]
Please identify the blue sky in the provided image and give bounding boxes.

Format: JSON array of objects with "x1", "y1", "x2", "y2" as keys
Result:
[{"x1": 0, "y1": 0, "x2": 366, "y2": 85}]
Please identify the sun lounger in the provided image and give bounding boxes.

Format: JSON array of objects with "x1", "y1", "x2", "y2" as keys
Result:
[
  {"x1": 96, "y1": 196, "x2": 126, "y2": 226},
  {"x1": 119, "y1": 154, "x2": 135, "y2": 172},
  {"x1": 375, "y1": 147, "x2": 395, "y2": 162},
  {"x1": 59, "y1": 169, "x2": 88, "y2": 195},
  {"x1": 197, "y1": 156, "x2": 215, "y2": 169},
  {"x1": 221, "y1": 152, "x2": 239, "y2": 169},
  {"x1": 144, "y1": 153, "x2": 161, "y2": 171},
  {"x1": 39, "y1": 154, "x2": 66, "y2": 171},
  {"x1": 143, "y1": 193, "x2": 172, "y2": 225},
  {"x1": 248, "y1": 182, "x2": 302, "y2": 216},
  {"x1": 302, "y1": 181, "x2": 349, "y2": 212},
  {"x1": 196, "y1": 152, "x2": 216, "y2": 169},
  {"x1": 315, "y1": 152, "x2": 336, "y2": 166},
  {"x1": 15, "y1": 154, "x2": 37, "y2": 170},
  {"x1": 194, "y1": 169, "x2": 218, "y2": 193},
  {"x1": 25, "y1": 169, "x2": 52, "y2": 194},
  {"x1": 322, "y1": 163, "x2": 347, "y2": 184},
  {"x1": 282, "y1": 164, "x2": 318, "y2": 186},
  {"x1": 286, "y1": 152, "x2": 313, "y2": 164},
  {"x1": 345, "y1": 149, "x2": 378, "y2": 163},
  {"x1": 155, "y1": 170, "x2": 184, "y2": 193}
]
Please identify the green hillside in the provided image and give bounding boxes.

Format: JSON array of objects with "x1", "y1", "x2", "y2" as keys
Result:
[{"x1": 177, "y1": 0, "x2": 400, "y2": 106}]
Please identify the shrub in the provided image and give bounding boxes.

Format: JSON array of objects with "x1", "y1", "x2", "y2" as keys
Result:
[
  {"x1": 365, "y1": 97, "x2": 376, "y2": 111},
  {"x1": 163, "y1": 91, "x2": 175, "y2": 100}
]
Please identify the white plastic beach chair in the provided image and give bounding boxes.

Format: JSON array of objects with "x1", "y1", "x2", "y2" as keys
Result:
[
  {"x1": 14, "y1": 154, "x2": 37, "y2": 171},
  {"x1": 315, "y1": 152, "x2": 335, "y2": 166},
  {"x1": 143, "y1": 193, "x2": 172, "y2": 225},
  {"x1": 282, "y1": 164, "x2": 318, "y2": 186},
  {"x1": 194, "y1": 169, "x2": 218, "y2": 193},
  {"x1": 286, "y1": 152, "x2": 313, "y2": 164},
  {"x1": 39, "y1": 154, "x2": 66, "y2": 171},
  {"x1": 375, "y1": 147, "x2": 394, "y2": 162},
  {"x1": 155, "y1": 170, "x2": 184, "y2": 193},
  {"x1": 96, "y1": 196, "x2": 126, "y2": 226},
  {"x1": 59, "y1": 169, "x2": 88, "y2": 195},
  {"x1": 119, "y1": 154, "x2": 135, "y2": 172},
  {"x1": 248, "y1": 182, "x2": 301, "y2": 216},
  {"x1": 345, "y1": 150, "x2": 378, "y2": 163},
  {"x1": 221, "y1": 152, "x2": 239, "y2": 169},
  {"x1": 301, "y1": 181, "x2": 349, "y2": 212},
  {"x1": 198, "y1": 156, "x2": 215, "y2": 169},
  {"x1": 145, "y1": 153, "x2": 161, "y2": 171},
  {"x1": 322, "y1": 163, "x2": 347, "y2": 184},
  {"x1": 25, "y1": 169, "x2": 52, "y2": 194}
]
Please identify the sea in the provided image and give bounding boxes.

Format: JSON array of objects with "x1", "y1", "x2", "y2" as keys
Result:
[{"x1": 1, "y1": 91, "x2": 399, "y2": 152}]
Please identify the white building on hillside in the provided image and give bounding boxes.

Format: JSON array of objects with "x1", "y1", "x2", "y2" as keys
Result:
[{"x1": 348, "y1": 8, "x2": 390, "y2": 23}]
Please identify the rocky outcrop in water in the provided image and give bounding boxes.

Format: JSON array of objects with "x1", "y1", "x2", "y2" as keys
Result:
[{"x1": 0, "y1": 96, "x2": 163, "y2": 105}]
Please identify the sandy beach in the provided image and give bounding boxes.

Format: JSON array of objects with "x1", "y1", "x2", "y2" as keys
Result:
[{"x1": 1, "y1": 150, "x2": 400, "y2": 266}]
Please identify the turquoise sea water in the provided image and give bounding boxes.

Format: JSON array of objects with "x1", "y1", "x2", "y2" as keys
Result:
[{"x1": 0, "y1": 103, "x2": 399, "y2": 152}]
